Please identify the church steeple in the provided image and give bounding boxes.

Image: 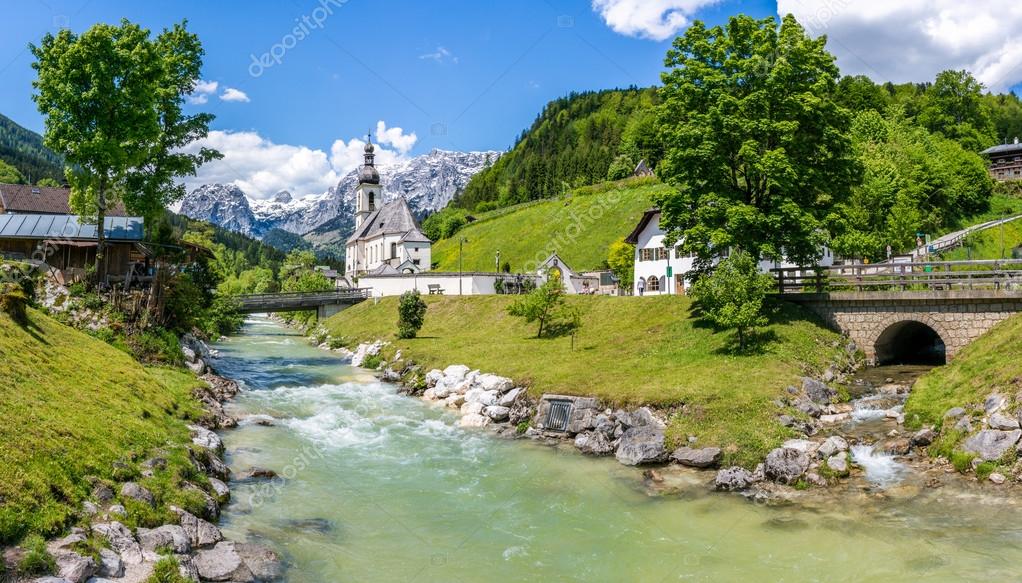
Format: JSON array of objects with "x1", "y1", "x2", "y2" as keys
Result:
[
  {"x1": 354, "y1": 131, "x2": 382, "y2": 230},
  {"x1": 358, "y1": 132, "x2": 380, "y2": 185}
]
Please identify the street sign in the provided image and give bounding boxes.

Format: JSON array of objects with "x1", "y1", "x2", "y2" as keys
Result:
[{"x1": 666, "y1": 266, "x2": 673, "y2": 277}]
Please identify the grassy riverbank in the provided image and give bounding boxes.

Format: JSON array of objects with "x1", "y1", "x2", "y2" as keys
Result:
[
  {"x1": 904, "y1": 313, "x2": 1022, "y2": 429},
  {"x1": 0, "y1": 308, "x2": 206, "y2": 542},
  {"x1": 324, "y1": 295, "x2": 849, "y2": 467}
]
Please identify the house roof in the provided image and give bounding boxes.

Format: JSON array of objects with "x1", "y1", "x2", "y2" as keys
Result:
[
  {"x1": 981, "y1": 142, "x2": 1022, "y2": 156},
  {"x1": 0, "y1": 213, "x2": 144, "y2": 241},
  {"x1": 0, "y1": 183, "x2": 127, "y2": 216},
  {"x1": 624, "y1": 208, "x2": 660, "y2": 244},
  {"x1": 347, "y1": 197, "x2": 429, "y2": 244}
]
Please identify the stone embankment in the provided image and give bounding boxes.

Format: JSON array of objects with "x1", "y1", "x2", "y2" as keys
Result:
[{"x1": 12, "y1": 337, "x2": 283, "y2": 583}]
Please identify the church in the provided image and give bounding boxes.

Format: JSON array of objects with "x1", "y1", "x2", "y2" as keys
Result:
[{"x1": 344, "y1": 136, "x2": 432, "y2": 278}]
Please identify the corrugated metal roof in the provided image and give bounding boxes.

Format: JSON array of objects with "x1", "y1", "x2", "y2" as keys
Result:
[
  {"x1": 981, "y1": 143, "x2": 1022, "y2": 155},
  {"x1": 0, "y1": 213, "x2": 143, "y2": 241}
]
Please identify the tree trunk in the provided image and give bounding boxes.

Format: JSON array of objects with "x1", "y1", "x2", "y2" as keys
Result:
[
  {"x1": 95, "y1": 179, "x2": 107, "y2": 285},
  {"x1": 737, "y1": 326, "x2": 745, "y2": 351}
]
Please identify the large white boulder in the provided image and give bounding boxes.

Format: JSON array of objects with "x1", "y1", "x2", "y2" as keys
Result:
[
  {"x1": 442, "y1": 364, "x2": 471, "y2": 383},
  {"x1": 474, "y1": 374, "x2": 513, "y2": 394},
  {"x1": 459, "y1": 414, "x2": 491, "y2": 428}
]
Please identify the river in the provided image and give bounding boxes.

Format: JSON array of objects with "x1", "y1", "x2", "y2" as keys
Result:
[{"x1": 212, "y1": 316, "x2": 1022, "y2": 582}]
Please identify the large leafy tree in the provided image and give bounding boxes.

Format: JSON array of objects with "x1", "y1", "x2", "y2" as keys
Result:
[
  {"x1": 656, "y1": 14, "x2": 860, "y2": 270},
  {"x1": 31, "y1": 20, "x2": 219, "y2": 279},
  {"x1": 919, "y1": 70, "x2": 996, "y2": 151}
]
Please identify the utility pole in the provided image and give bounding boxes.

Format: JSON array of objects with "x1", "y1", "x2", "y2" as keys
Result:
[
  {"x1": 1002, "y1": 208, "x2": 1008, "y2": 260},
  {"x1": 459, "y1": 236, "x2": 468, "y2": 295},
  {"x1": 496, "y1": 249, "x2": 501, "y2": 273}
]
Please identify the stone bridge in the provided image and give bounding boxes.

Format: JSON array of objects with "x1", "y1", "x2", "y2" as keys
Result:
[{"x1": 782, "y1": 291, "x2": 1022, "y2": 365}]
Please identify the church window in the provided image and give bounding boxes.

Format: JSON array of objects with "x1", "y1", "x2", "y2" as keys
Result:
[
  {"x1": 368, "y1": 192, "x2": 375, "y2": 211},
  {"x1": 390, "y1": 242, "x2": 397, "y2": 258}
]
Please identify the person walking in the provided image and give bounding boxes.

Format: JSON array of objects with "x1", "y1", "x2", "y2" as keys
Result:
[{"x1": 637, "y1": 277, "x2": 645, "y2": 296}]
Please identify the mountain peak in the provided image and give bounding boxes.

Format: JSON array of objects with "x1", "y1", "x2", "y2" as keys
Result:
[{"x1": 271, "y1": 190, "x2": 293, "y2": 204}]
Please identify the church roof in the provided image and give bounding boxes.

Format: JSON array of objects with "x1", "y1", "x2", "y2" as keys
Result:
[{"x1": 347, "y1": 197, "x2": 428, "y2": 244}]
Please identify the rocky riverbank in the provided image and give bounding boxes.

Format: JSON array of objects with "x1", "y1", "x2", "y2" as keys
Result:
[
  {"x1": 6, "y1": 336, "x2": 284, "y2": 583},
  {"x1": 323, "y1": 337, "x2": 1020, "y2": 500}
]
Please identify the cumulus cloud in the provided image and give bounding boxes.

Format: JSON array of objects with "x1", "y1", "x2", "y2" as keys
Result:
[
  {"x1": 220, "y1": 87, "x2": 251, "y2": 103},
  {"x1": 591, "y1": 0, "x2": 721, "y2": 41},
  {"x1": 187, "y1": 79, "x2": 219, "y2": 105},
  {"x1": 418, "y1": 46, "x2": 458, "y2": 64},
  {"x1": 180, "y1": 121, "x2": 415, "y2": 200},
  {"x1": 778, "y1": 0, "x2": 1022, "y2": 91}
]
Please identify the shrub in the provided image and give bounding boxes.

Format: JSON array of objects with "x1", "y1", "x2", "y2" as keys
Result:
[
  {"x1": 690, "y1": 250, "x2": 774, "y2": 351},
  {"x1": 361, "y1": 354, "x2": 382, "y2": 370},
  {"x1": 128, "y1": 328, "x2": 183, "y2": 365},
  {"x1": 17, "y1": 534, "x2": 55, "y2": 576},
  {"x1": 507, "y1": 279, "x2": 572, "y2": 338},
  {"x1": 397, "y1": 290, "x2": 427, "y2": 339},
  {"x1": 198, "y1": 296, "x2": 243, "y2": 338},
  {"x1": 0, "y1": 283, "x2": 29, "y2": 325}
]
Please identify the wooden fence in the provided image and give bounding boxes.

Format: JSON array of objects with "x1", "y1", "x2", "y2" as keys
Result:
[{"x1": 773, "y1": 259, "x2": 1022, "y2": 294}]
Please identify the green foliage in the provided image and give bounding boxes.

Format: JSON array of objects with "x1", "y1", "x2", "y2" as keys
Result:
[
  {"x1": 950, "y1": 451, "x2": 976, "y2": 474},
  {"x1": 918, "y1": 70, "x2": 996, "y2": 152},
  {"x1": 0, "y1": 159, "x2": 25, "y2": 184},
  {"x1": 147, "y1": 556, "x2": 190, "y2": 583},
  {"x1": 0, "y1": 112, "x2": 64, "y2": 183},
  {"x1": 656, "y1": 15, "x2": 859, "y2": 269},
  {"x1": 17, "y1": 534, "x2": 55, "y2": 576},
  {"x1": 975, "y1": 461, "x2": 997, "y2": 481},
  {"x1": 506, "y1": 278, "x2": 570, "y2": 338},
  {"x1": 690, "y1": 251, "x2": 774, "y2": 351},
  {"x1": 422, "y1": 207, "x2": 470, "y2": 241},
  {"x1": 35, "y1": 177, "x2": 60, "y2": 187},
  {"x1": 279, "y1": 249, "x2": 334, "y2": 328},
  {"x1": 31, "y1": 20, "x2": 220, "y2": 235},
  {"x1": 457, "y1": 87, "x2": 659, "y2": 210},
  {"x1": 606, "y1": 154, "x2": 634, "y2": 181},
  {"x1": 262, "y1": 228, "x2": 313, "y2": 253},
  {"x1": 361, "y1": 354, "x2": 382, "y2": 370},
  {"x1": 606, "y1": 238, "x2": 635, "y2": 289},
  {"x1": 829, "y1": 109, "x2": 994, "y2": 260},
  {"x1": 397, "y1": 290, "x2": 427, "y2": 339}
]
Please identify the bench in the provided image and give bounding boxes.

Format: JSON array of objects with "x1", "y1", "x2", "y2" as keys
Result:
[{"x1": 428, "y1": 284, "x2": 444, "y2": 295}]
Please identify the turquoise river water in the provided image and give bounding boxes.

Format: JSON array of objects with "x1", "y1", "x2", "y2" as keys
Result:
[{"x1": 213, "y1": 316, "x2": 1022, "y2": 582}]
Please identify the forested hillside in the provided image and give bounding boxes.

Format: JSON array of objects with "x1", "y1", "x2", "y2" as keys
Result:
[
  {"x1": 0, "y1": 112, "x2": 63, "y2": 183},
  {"x1": 455, "y1": 87, "x2": 660, "y2": 211}
]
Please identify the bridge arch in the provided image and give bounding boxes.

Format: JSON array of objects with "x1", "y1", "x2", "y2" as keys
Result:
[{"x1": 872, "y1": 314, "x2": 948, "y2": 366}]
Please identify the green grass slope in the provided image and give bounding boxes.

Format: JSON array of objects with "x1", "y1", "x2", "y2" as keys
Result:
[
  {"x1": 431, "y1": 178, "x2": 668, "y2": 273},
  {"x1": 904, "y1": 313, "x2": 1022, "y2": 429},
  {"x1": 0, "y1": 308, "x2": 205, "y2": 542},
  {"x1": 325, "y1": 295, "x2": 847, "y2": 467}
]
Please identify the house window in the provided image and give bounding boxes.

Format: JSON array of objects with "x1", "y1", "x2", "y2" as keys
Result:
[
  {"x1": 640, "y1": 248, "x2": 653, "y2": 261},
  {"x1": 647, "y1": 276, "x2": 661, "y2": 292},
  {"x1": 654, "y1": 247, "x2": 668, "y2": 261}
]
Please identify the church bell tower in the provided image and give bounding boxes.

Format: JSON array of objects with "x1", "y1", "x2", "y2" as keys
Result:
[{"x1": 354, "y1": 133, "x2": 381, "y2": 229}]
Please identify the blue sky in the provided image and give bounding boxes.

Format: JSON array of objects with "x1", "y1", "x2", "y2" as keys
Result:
[{"x1": 2, "y1": 1, "x2": 1020, "y2": 198}]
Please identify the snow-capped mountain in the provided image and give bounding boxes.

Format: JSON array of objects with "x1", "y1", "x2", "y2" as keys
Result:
[{"x1": 177, "y1": 149, "x2": 500, "y2": 242}]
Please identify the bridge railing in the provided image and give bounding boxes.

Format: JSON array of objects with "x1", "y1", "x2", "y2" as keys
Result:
[
  {"x1": 774, "y1": 260, "x2": 1022, "y2": 294},
  {"x1": 234, "y1": 288, "x2": 370, "y2": 307}
]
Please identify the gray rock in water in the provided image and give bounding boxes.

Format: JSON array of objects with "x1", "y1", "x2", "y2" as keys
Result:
[
  {"x1": 614, "y1": 426, "x2": 668, "y2": 466},
  {"x1": 911, "y1": 427, "x2": 937, "y2": 446},
  {"x1": 989, "y1": 412, "x2": 1020, "y2": 431},
  {"x1": 826, "y1": 454, "x2": 848, "y2": 474},
  {"x1": 764, "y1": 447, "x2": 810, "y2": 484},
  {"x1": 498, "y1": 387, "x2": 524, "y2": 408},
  {"x1": 483, "y1": 405, "x2": 511, "y2": 422},
  {"x1": 281, "y1": 518, "x2": 335, "y2": 534},
  {"x1": 877, "y1": 437, "x2": 912, "y2": 456},
  {"x1": 670, "y1": 446, "x2": 723, "y2": 468},
  {"x1": 817, "y1": 436, "x2": 848, "y2": 459},
  {"x1": 802, "y1": 377, "x2": 836, "y2": 405},
  {"x1": 193, "y1": 541, "x2": 251, "y2": 582},
  {"x1": 944, "y1": 407, "x2": 967, "y2": 420},
  {"x1": 235, "y1": 542, "x2": 284, "y2": 581},
  {"x1": 962, "y1": 429, "x2": 1022, "y2": 461},
  {"x1": 714, "y1": 467, "x2": 757, "y2": 491},
  {"x1": 119, "y1": 482, "x2": 154, "y2": 507},
  {"x1": 574, "y1": 431, "x2": 616, "y2": 456}
]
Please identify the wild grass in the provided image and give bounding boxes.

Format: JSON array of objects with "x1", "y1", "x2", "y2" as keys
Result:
[
  {"x1": 325, "y1": 295, "x2": 847, "y2": 467},
  {"x1": 904, "y1": 314, "x2": 1022, "y2": 429},
  {"x1": 430, "y1": 181, "x2": 671, "y2": 273},
  {"x1": 0, "y1": 308, "x2": 207, "y2": 543}
]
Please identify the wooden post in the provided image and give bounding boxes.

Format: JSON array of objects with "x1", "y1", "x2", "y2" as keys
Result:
[{"x1": 777, "y1": 270, "x2": 785, "y2": 294}]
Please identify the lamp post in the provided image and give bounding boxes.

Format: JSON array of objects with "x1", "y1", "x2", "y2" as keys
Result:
[
  {"x1": 495, "y1": 249, "x2": 501, "y2": 273},
  {"x1": 459, "y1": 236, "x2": 468, "y2": 295}
]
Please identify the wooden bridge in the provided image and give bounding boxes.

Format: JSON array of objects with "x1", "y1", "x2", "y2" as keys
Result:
[
  {"x1": 234, "y1": 289, "x2": 370, "y2": 318},
  {"x1": 772, "y1": 260, "x2": 1022, "y2": 365}
]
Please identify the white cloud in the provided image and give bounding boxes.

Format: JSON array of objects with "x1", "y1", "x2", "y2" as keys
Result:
[
  {"x1": 373, "y1": 120, "x2": 417, "y2": 154},
  {"x1": 220, "y1": 87, "x2": 251, "y2": 103},
  {"x1": 180, "y1": 122, "x2": 415, "y2": 200},
  {"x1": 591, "y1": 0, "x2": 721, "y2": 41},
  {"x1": 186, "y1": 79, "x2": 219, "y2": 105},
  {"x1": 778, "y1": 0, "x2": 1022, "y2": 92},
  {"x1": 418, "y1": 46, "x2": 458, "y2": 64}
]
